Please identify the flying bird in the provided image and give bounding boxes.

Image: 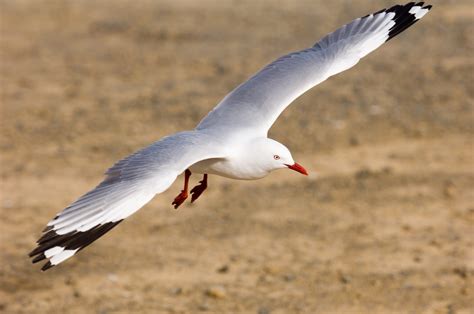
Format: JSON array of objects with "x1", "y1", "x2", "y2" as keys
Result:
[{"x1": 30, "y1": 2, "x2": 432, "y2": 270}]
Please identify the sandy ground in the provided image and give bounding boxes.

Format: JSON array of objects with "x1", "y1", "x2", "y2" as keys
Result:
[{"x1": 1, "y1": 1, "x2": 473, "y2": 313}]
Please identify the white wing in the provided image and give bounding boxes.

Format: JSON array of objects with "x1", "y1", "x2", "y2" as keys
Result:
[
  {"x1": 29, "y1": 131, "x2": 226, "y2": 270},
  {"x1": 197, "y1": 2, "x2": 432, "y2": 135}
]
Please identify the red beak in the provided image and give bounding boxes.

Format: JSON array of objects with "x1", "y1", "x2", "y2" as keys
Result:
[{"x1": 285, "y1": 162, "x2": 308, "y2": 176}]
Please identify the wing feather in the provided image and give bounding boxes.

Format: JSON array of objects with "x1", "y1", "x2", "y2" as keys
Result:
[
  {"x1": 197, "y1": 2, "x2": 432, "y2": 135},
  {"x1": 29, "y1": 131, "x2": 226, "y2": 270}
]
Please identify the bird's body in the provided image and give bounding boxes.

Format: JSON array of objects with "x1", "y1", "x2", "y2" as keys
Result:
[
  {"x1": 190, "y1": 151, "x2": 268, "y2": 180},
  {"x1": 30, "y1": 2, "x2": 433, "y2": 270},
  {"x1": 190, "y1": 137, "x2": 293, "y2": 180}
]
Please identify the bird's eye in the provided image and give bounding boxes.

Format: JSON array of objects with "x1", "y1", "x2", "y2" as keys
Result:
[{"x1": 273, "y1": 155, "x2": 280, "y2": 160}]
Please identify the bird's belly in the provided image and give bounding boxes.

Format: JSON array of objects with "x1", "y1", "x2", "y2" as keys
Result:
[{"x1": 190, "y1": 158, "x2": 267, "y2": 180}]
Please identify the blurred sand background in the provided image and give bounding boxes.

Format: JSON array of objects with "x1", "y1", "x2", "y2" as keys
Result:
[{"x1": 0, "y1": 0, "x2": 473, "y2": 313}]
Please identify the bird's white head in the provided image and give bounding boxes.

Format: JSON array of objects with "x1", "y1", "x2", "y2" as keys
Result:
[{"x1": 246, "y1": 138, "x2": 308, "y2": 177}]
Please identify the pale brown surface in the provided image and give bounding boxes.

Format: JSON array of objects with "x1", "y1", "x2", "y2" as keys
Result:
[{"x1": 1, "y1": 1, "x2": 473, "y2": 313}]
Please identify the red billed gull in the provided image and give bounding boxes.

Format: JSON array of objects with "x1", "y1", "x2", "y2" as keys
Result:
[{"x1": 30, "y1": 2, "x2": 432, "y2": 270}]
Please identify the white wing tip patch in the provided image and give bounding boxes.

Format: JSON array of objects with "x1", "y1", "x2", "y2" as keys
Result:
[
  {"x1": 409, "y1": 5, "x2": 430, "y2": 19},
  {"x1": 44, "y1": 246, "x2": 64, "y2": 258},
  {"x1": 50, "y1": 249, "x2": 79, "y2": 266}
]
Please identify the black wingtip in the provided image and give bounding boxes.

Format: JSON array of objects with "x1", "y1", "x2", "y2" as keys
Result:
[
  {"x1": 42, "y1": 225, "x2": 53, "y2": 233},
  {"x1": 384, "y1": 2, "x2": 432, "y2": 42},
  {"x1": 29, "y1": 246, "x2": 42, "y2": 257},
  {"x1": 41, "y1": 261, "x2": 54, "y2": 271},
  {"x1": 32, "y1": 253, "x2": 46, "y2": 264},
  {"x1": 30, "y1": 220, "x2": 124, "y2": 271},
  {"x1": 37, "y1": 230, "x2": 59, "y2": 245},
  {"x1": 28, "y1": 229, "x2": 64, "y2": 257}
]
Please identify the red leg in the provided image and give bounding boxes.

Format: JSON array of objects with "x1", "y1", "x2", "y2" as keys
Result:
[
  {"x1": 172, "y1": 169, "x2": 191, "y2": 209},
  {"x1": 190, "y1": 174, "x2": 208, "y2": 203}
]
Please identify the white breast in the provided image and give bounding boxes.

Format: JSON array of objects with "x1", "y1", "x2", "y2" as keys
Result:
[{"x1": 190, "y1": 157, "x2": 268, "y2": 180}]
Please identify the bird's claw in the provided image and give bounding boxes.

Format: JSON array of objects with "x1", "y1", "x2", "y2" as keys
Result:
[
  {"x1": 172, "y1": 190, "x2": 188, "y2": 209},
  {"x1": 190, "y1": 180, "x2": 207, "y2": 203}
]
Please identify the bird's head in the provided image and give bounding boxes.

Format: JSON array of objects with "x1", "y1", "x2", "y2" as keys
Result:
[{"x1": 249, "y1": 138, "x2": 308, "y2": 176}]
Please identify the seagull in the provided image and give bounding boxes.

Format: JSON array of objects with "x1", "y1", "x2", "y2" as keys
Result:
[{"x1": 30, "y1": 2, "x2": 432, "y2": 270}]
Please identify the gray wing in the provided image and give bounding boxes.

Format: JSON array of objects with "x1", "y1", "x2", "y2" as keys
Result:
[
  {"x1": 29, "y1": 131, "x2": 226, "y2": 270},
  {"x1": 197, "y1": 2, "x2": 431, "y2": 136}
]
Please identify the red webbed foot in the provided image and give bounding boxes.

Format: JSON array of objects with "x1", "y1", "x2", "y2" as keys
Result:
[
  {"x1": 172, "y1": 190, "x2": 188, "y2": 209},
  {"x1": 190, "y1": 174, "x2": 208, "y2": 203},
  {"x1": 172, "y1": 169, "x2": 192, "y2": 209}
]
